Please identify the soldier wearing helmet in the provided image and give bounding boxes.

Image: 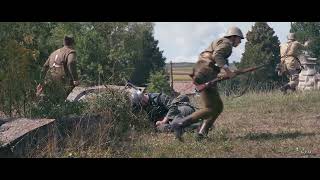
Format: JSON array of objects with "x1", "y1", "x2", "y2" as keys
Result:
[
  {"x1": 130, "y1": 90, "x2": 199, "y2": 132},
  {"x1": 130, "y1": 90, "x2": 148, "y2": 113},
  {"x1": 171, "y1": 26, "x2": 244, "y2": 141},
  {"x1": 278, "y1": 32, "x2": 310, "y2": 94},
  {"x1": 39, "y1": 35, "x2": 80, "y2": 102},
  {"x1": 130, "y1": 90, "x2": 172, "y2": 123}
]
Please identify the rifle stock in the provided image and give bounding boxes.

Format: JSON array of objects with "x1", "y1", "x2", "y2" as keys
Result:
[
  {"x1": 195, "y1": 64, "x2": 267, "y2": 92},
  {"x1": 125, "y1": 81, "x2": 140, "y2": 91}
]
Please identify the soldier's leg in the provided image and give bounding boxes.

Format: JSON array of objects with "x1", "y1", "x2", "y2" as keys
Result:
[
  {"x1": 43, "y1": 81, "x2": 58, "y2": 103},
  {"x1": 171, "y1": 63, "x2": 219, "y2": 141},
  {"x1": 64, "y1": 84, "x2": 75, "y2": 100},
  {"x1": 170, "y1": 114, "x2": 197, "y2": 141},
  {"x1": 280, "y1": 84, "x2": 291, "y2": 94},
  {"x1": 185, "y1": 121, "x2": 203, "y2": 132},
  {"x1": 156, "y1": 123, "x2": 172, "y2": 133},
  {"x1": 288, "y1": 71, "x2": 299, "y2": 91},
  {"x1": 171, "y1": 88, "x2": 221, "y2": 141},
  {"x1": 280, "y1": 72, "x2": 292, "y2": 94},
  {"x1": 196, "y1": 88, "x2": 223, "y2": 140}
]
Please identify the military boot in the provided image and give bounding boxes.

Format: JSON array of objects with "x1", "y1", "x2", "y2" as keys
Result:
[
  {"x1": 156, "y1": 123, "x2": 172, "y2": 133},
  {"x1": 196, "y1": 120, "x2": 214, "y2": 141},
  {"x1": 171, "y1": 115, "x2": 194, "y2": 142},
  {"x1": 280, "y1": 84, "x2": 290, "y2": 94}
]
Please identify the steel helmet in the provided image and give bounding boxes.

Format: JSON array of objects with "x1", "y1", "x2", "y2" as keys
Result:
[
  {"x1": 130, "y1": 90, "x2": 144, "y2": 112},
  {"x1": 287, "y1": 33, "x2": 296, "y2": 40},
  {"x1": 224, "y1": 26, "x2": 244, "y2": 39}
]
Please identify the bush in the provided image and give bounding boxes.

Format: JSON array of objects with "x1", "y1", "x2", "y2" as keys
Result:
[
  {"x1": 147, "y1": 71, "x2": 172, "y2": 95},
  {"x1": 29, "y1": 88, "x2": 150, "y2": 157}
]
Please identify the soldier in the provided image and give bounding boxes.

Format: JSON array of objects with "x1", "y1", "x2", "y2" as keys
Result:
[
  {"x1": 155, "y1": 94, "x2": 201, "y2": 133},
  {"x1": 171, "y1": 26, "x2": 244, "y2": 141},
  {"x1": 278, "y1": 33, "x2": 310, "y2": 94},
  {"x1": 131, "y1": 90, "x2": 200, "y2": 132},
  {"x1": 39, "y1": 35, "x2": 80, "y2": 102}
]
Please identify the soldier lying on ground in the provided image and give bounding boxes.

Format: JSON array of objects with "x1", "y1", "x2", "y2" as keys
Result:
[{"x1": 130, "y1": 90, "x2": 201, "y2": 133}]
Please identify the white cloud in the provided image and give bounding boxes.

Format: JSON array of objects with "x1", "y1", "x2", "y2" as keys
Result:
[{"x1": 154, "y1": 22, "x2": 291, "y2": 63}]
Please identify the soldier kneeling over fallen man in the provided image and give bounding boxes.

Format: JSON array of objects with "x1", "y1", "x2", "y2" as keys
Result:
[{"x1": 130, "y1": 90, "x2": 202, "y2": 133}]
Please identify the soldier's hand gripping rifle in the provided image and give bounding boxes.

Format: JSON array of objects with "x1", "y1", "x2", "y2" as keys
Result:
[{"x1": 194, "y1": 64, "x2": 268, "y2": 92}]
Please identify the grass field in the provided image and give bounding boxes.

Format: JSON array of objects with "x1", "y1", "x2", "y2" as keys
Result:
[
  {"x1": 15, "y1": 62, "x2": 320, "y2": 158},
  {"x1": 123, "y1": 91, "x2": 320, "y2": 158},
  {"x1": 37, "y1": 90, "x2": 320, "y2": 158},
  {"x1": 172, "y1": 75, "x2": 193, "y2": 81},
  {"x1": 168, "y1": 63, "x2": 194, "y2": 82},
  {"x1": 171, "y1": 67, "x2": 193, "y2": 72}
]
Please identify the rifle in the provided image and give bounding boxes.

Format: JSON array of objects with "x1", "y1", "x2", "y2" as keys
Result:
[
  {"x1": 125, "y1": 81, "x2": 143, "y2": 91},
  {"x1": 194, "y1": 64, "x2": 268, "y2": 92}
]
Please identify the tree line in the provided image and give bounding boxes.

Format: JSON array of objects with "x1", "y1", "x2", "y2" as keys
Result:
[
  {"x1": 1, "y1": 22, "x2": 318, "y2": 116},
  {"x1": 220, "y1": 22, "x2": 320, "y2": 95},
  {"x1": 0, "y1": 22, "x2": 166, "y2": 116}
]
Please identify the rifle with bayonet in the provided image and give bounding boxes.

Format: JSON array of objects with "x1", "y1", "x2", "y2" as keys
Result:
[{"x1": 193, "y1": 64, "x2": 268, "y2": 92}]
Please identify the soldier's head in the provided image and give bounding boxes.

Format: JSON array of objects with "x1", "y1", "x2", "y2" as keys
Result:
[
  {"x1": 130, "y1": 90, "x2": 149, "y2": 112},
  {"x1": 64, "y1": 35, "x2": 75, "y2": 47},
  {"x1": 224, "y1": 26, "x2": 244, "y2": 47},
  {"x1": 287, "y1": 33, "x2": 296, "y2": 41}
]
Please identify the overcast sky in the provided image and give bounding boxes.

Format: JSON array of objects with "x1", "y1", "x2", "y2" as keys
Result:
[{"x1": 153, "y1": 22, "x2": 291, "y2": 63}]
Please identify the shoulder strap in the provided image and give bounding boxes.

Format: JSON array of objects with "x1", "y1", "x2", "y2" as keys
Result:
[
  {"x1": 53, "y1": 49, "x2": 61, "y2": 65},
  {"x1": 284, "y1": 41, "x2": 293, "y2": 58},
  {"x1": 208, "y1": 39, "x2": 224, "y2": 53}
]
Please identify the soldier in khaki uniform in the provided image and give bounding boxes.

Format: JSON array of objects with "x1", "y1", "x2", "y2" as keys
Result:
[
  {"x1": 278, "y1": 33, "x2": 309, "y2": 94},
  {"x1": 40, "y1": 35, "x2": 80, "y2": 102},
  {"x1": 171, "y1": 26, "x2": 244, "y2": 141}
]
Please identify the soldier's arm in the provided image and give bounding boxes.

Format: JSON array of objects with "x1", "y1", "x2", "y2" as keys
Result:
[
  {"x1": 156, "y1": 106, "x2": 176, "y2": 126},
  {"x1": 302, "y1": 40, "x2": 311, "y2": 49},
  {"x1": 213, "y1": 42, "x2": 236, "y2": 78},
  {"x1": 295, "y1": 41, "x2": 310, "y2": 51},
  {"x1": 156, "y1": 116, "x2": 170, "y2": 126},
  {"x1": 67, "y1": 52, "x2": 79, "y2": 85}
]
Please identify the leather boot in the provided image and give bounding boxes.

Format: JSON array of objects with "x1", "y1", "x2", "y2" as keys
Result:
[
  {"x1": 280, "y1": 84, "x2": 290, "y2": 94},
  {"x1": 196, "y1": 120, "x2": 210, "y2": 141},
  {"x1": 171, "y1": 115, "x2": 194, "y2": 142}
]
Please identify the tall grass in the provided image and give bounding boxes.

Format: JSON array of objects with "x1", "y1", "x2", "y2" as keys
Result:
[
  {"x1": 27, "y1": 88, "x2": 151, "y2": 158},
  {"x1": 124, "y1": 90, "x2": 320, "y2": 158},
  {"x1": 24, "y1": 88, "x2": 320, "y2": 158}
]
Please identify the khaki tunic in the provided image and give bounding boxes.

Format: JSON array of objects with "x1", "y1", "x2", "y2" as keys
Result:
[
  {"x1": 280, "y1": 40, "x2": 305, "y2": 88},
  {"x1": 42, "y1": 46, "x2": 78, "y2": 100},
  {"x1": 188, "y1": 37, "x2": 233, "y2": 134}
]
